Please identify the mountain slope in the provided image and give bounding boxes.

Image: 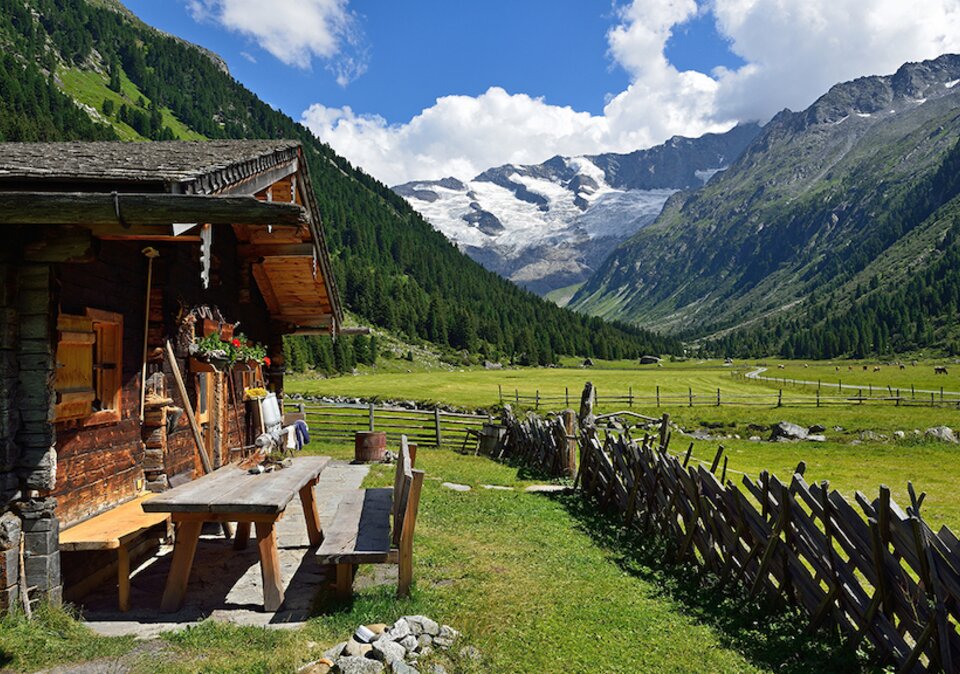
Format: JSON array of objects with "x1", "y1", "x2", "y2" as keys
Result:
[
  {"x1": 394, "y1": 124, "x2": 760, "y2": 297},
  {"x1": 572, "y1": 54, "x2": 960, "y2": 353},
  {"x1": 0, "y1": 0, "x2": 680, "y2": 363}
]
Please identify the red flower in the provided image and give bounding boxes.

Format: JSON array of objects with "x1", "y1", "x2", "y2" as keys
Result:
[
  {"x1": 263, "y1": 356, "x2": 271, "y2": 367},
  {"x1": 231, "y1": 338, "x2": 241, "y2": 348}
]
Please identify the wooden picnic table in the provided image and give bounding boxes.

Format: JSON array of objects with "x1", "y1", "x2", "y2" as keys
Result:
[{"x1": 142, "y1": 455, "x2": 331, "y2": 612}]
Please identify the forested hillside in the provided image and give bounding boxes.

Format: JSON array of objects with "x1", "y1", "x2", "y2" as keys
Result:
[
  {"x1": 572, "y1": 54, "x2": 960, "y2": 360},
  {"x1": 0, "y1": 0, "x2": 680, "y2": 368}
]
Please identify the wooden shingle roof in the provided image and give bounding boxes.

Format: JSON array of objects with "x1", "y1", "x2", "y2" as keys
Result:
[{"x1": 0, "y1": 140, "x2": 301, "y2": 194}]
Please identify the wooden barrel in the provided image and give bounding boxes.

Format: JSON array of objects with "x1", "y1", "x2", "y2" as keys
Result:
[
  {"x1": 354, "y1": 431, "x2": 387, "y2": 462},
  {"x1": 479, "y1": 423, "x2": 505, "y2": 455}
]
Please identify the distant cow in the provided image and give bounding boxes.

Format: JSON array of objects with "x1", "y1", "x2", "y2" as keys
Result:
[
  {"x1": 803, "y1": 363, "x2": 809, "y2": 368},
  {"x1": 863, "y1": 365, "x2": 868, "y2": 371},
  {"x1": 777, "y1": 364, "x2": 785, "y2": 369},
  {"x1": 935, "y1": 366, "x2": 949, "y2": 375},
  {"x1": 899, "y1": 363, "x2": 905, "y2": 370},
  {"x1": 873, "y1": 366, "x2": 881, "y2": 372},
  {"x1": 835, "y1": 366, "x2": 840, "y2": 372},
  {"x1": 848, "y1": 366, "x2": 853, "y2": 371}
]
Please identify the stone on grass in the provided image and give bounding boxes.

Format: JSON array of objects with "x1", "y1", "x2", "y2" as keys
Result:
[
  {"x1": 894, "y1": 430, "x2": 906, "y2": 439},
  {"x1": 808, "y1": 424, "x2": 827, "y2": 433},
  {"x1": 398, "y1": 635, "x2": 418, "y2": 653},
  {"x1": 385, "y1": 618, "x2": 412, "y2": 640},
  {"x1": 324, "y1": 642, "x2": 348, "y2": 660},
  {"x1": 371, "y1": 639, "x2": 406, "y2": 664},
  {"x1": 440, "y1": 482, "x2": 471, "y2": 492},
  {"x1": 807, "y1": 434, "x2": 826, "y2": 442},
  {"x1": 390, "y1": 661, "x2": 419, "y2": 674},
  {"x1": 481, "y1": 485, "x2": 514, "y2": 491},
  {"x1": 334, "y1": 656, "x2": 384, "y2": 674},
  {"x1": 343, "y1": 640, "x2": 372, "y2": 658},
  {"x1": 433, "y1": 625, "x2": 459, "y2": 649},
  {"x1": 405, "y1": 615, "x2": 440, "y2": 637},
  {"x1": 748, "y1": 436, "x2": 762, "y2": 442},
  {"x1": 523, "y1": 485, "x2": 568, "y2": 493},
  {"x1": 416, "y1": 634, "x2": 433, "y2": 649},
  {"x1": 925, "y1": 426, "x2": 958, "y2": 443},
  {"x1": 859, "y1": 430, "x2": 887, "y2": 442},
  {"x1": 426, "y1": 665, "x2": 448, "y2": 674},
  {"x1": 770, "y1": 421, "x2": 808, "y2": 442}
]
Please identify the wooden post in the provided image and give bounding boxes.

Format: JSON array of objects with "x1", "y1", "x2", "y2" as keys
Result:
[
  {"x1": 716, "y1": 388, "x2": 721, "y2": 407},
  {"x1": 869, "y1": 383, "x2": 872, "y2": 397},
  {"x1": 499, "y1": 384, "x2": 503, "y2": 404},
  {"x1": 940, "y1": 386, "x2": 944, "y2": 402},
  {"x1": 777, "y1": 389, "x2": 782, "y2": 407},
  {"x1": 368, "y1": 402, "x2": 375, "y2": 431},
  {"x1": 565, "y1": 386, "x2": 569, "y2": 407},
  {"x1": 656, "y1": 385, "x2": 660, "y2": 408},
  {"x1": 164, "y1": 341, "x2": 213, "y2": 475},
  {"x1": 515, "y1": 388, "x2": 519, "y2": 405},
  {"x1": 629, "y1": 386, "x2": 633, "y2": 408},
  {"x1": 535, "y1": 389, "x2": 540, "y2": 410},
  {"x1": 912, "y1": 383, "x2": 915, "y2": 399},
  {"x1": 562, "y1": 409, "x2": 577, "y2": 477},
  {"x1": 434, "y1": 407, "x2": 442, "y2": 446},
  {"x1": 659, "y1": 413, "x2": 669, "y2": 449},
  {"x1": 816, "y1": 388, "x2": 820, "y2": 408},
  {"x1": 688, "y1": 386, "x2": 693, "y2": 407},
  {"x1": 896, "y1": 388, "x2": 900, "y2": 406}
]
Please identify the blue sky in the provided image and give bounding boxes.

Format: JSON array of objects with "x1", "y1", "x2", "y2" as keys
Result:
[
  {"x1": 126, "y1": 1, "x2": 740, "y2": 124},
  {"x1": 124, "y1": 1, "x2": 960, "y2": 184}
]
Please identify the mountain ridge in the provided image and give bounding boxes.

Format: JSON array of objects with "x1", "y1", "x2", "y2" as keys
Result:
[{"x1": 394, "y1": 124, "x2": 760, "y2": 296}]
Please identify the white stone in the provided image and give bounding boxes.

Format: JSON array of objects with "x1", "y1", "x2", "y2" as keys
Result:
[{"x1": 441, "y1": 482, "x2": 471, "y2": 492}]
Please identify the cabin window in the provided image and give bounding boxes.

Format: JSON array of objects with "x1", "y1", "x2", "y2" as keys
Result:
[{"x1": 54, "y1": 309, "x2": 123, "y2": 424}]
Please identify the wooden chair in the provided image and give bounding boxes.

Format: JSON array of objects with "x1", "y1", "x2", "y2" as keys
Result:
[
  {"x1": 316, "y1": 436, "x2": 424, "y2": 598},
  {"x1": 59, "y1": 494, "x2": 170, "y2": 611}
]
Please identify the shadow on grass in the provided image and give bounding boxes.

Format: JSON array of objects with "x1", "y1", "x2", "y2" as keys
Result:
[{"x1": 543, "y1": 491, "x2": 884, "y2": 674}]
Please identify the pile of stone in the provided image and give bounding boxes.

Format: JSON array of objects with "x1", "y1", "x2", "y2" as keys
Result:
[{"x1": 299, "y1": 616, "x2": 474, "y2": 674}]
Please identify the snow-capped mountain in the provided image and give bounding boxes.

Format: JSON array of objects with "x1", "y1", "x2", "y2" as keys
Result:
[{"x1": 393, "y1": 124, "x2": 761, "y2": 299}]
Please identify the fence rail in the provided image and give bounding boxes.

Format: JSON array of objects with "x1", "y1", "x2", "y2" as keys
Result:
[
  {"x1": 572, "y1": 429, "x2": 960, "y2": 672},
  {"x1": 300, "y1": 402, "x2": 491, "y2": 448},
  {"x1": 500, "y1": 384, "x2": 960, "y2": 410}
]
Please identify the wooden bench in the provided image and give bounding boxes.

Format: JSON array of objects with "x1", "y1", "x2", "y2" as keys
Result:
[
  {"x1": 317, "y1": 436, "x2": 425, "y2": 599},
  {"x1": 59, "y1": 494, "x2": 170, "y2": 611}
]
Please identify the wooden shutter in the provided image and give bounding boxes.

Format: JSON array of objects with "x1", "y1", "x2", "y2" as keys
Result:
[
  {"x1": 55, "y1": 314, "x2": 95, "y2": 421},
  {"x1": 87, "y1": 308, "x2": 123, "y2": 425}
]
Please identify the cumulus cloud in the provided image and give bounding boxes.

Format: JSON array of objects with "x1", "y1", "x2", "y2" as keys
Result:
[
  {"x1": 302, "y1": 0, "x2": 960, "y2": 184},
  {"x1": 187, "y1": 0, "x2": 367, "y2": 83}
]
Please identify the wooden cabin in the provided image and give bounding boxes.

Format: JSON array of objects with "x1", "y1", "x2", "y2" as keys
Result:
[{"x1": 0, "y1": 140, "x2": 341, "y2": 609}]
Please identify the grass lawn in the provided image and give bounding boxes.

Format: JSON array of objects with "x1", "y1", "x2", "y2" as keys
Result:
[{"x1": 0, "y1": 441, "x2": 872, "y2": 673}]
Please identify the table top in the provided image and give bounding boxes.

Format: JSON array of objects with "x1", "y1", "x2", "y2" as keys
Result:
[{"x1": 142, "y1": 456, "x2": 331, "y2": 515}]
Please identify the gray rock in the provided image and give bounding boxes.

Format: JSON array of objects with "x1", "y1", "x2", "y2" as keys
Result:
[
  {"x1": 770, "y1": 421, "x2": 808, "y2": 441},
  {"x1": 343, "y1": 640, "x2": 372, "y2": 658},
  {"x1": 386, "y1": 618, "x2": 412, "y2": 640},
  {"x1": 324, "y1": 642, "x2": 348, "y2": 660},
  {"x1": 925, "y1": 426, "x2": 958, "y2": 443},
  {"x1": 748, "y1": 436, "x2": 762, "y2": 442},
  {"x1": 334, "y1": 656, "x2": 384, "y2": 674},
  {"x1": 404, "y1": 615, "x2": 440, "y2": 636},
  {"x1": 523, "y1": 484, "x2": 569, "y2": 493},
  {"x1": 440, "y1": 482, "x2": 471, "y2": 492},
  {"x1": 371, "y1": 640, "x2": 406, "y2": 664},
  {"x1": 390, "y1": 661, "x2": 419, "y2": 674},
  {"x1": 833, "y1": 426, "x2": 846, "y2": 432},
  {"x1": 416, "y1": 635, "x2": 433, "y2": 650},
  {"x1": 807, "y1": 434, "x2": 826, "y2": 442},
  {"x1": 808, "y1": 424, "x2": 827, "y2": 433},
  {"x1": 894, "y1": 430, "x2": 906, "y2": 439},
  {"x1": 426, "y1": 666, "x2": 447, "y2": 674},
  {"x1": 859, "y1": 430, "x2": 888, "y2": 442},
  {"x1": 398, "y1": 635, "x2": 418, "y2": 653},
  {"x1": 433, "y1": 625, "x2": 459, "y2": 649}
]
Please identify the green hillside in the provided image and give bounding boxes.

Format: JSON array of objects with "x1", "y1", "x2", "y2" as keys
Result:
[
  {"x1": 0, "y1": 0, "x2": 680, "y2": 366},
  {"x1": 572, "y1": 54, "x2": 960, "y2": 359}
]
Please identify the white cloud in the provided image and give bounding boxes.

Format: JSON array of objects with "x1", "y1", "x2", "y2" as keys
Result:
[
  {"x1": 302, "y1": 0, "x2": 960, "y2": 185},
  {"x1": 187, "y1": 0, "x2": 367, "y2": 83}
]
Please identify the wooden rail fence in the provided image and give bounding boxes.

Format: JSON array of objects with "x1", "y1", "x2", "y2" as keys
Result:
[
  {"x1": 300, "y1": 402, "x2": 490, "y2": 448},
  {"x1": 493, "y1": 409, "x2": 577, "y2": 477},
  {"x1": 576, "y1": 428, "x2": 960, "y2": 672},
  {"x1": 500, "y1": 385, "x2": 960, "y2": 409}
]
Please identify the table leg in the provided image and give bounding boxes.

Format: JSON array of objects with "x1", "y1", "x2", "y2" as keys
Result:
[
  {"x1": 160, "y1": 520, "x2": 203, "y2": 613},
  {"x1": 299, "y1": 479, "x2": 323, "y2": 546},
  {"x1": 233, "y1": 521, "x2": 251, "y2": 550},
  {"x1": 255, "y1": 520, "x2": 284, "y2": 611},
  {"x1": 117, "y1": 545, "x2": 130, "y2": 612}
]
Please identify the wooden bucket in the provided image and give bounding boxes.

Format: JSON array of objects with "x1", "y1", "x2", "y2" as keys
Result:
[
  {"x1": 479, "y1": 423, "x2": 505, "y2": 455},
  {"x1": 354, "y1": 431, "x2": 387, "y2": 463}
]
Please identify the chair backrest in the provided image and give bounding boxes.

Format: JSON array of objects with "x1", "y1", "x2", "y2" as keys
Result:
[
  {"x1": 398, "y1": 469, "x2": 424, "y2": 552},
  {"x1": 392, "y1": 436, "x2": 413, "y2": 545}
]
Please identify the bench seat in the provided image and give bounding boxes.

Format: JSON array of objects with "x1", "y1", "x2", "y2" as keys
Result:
[
  {"x1": 60, "y1": 494, "x2": 170, "y2": 611},
  {"x1": 317, "y1": 436, "x2": 424, "y2": 599}
]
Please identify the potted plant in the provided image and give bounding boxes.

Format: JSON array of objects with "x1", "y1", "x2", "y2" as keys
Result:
[{"x1": 189, "y1": 332, "x2": 234, "y2": 371}]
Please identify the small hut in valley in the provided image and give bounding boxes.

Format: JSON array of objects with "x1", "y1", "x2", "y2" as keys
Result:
[{"x1": 0, "y1": 140, "x2": 341, "y2": 610}]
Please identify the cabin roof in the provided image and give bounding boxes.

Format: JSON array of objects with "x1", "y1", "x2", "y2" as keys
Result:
[{"x1": 0, "y1": 140, "x2": 301, "y2": 193}]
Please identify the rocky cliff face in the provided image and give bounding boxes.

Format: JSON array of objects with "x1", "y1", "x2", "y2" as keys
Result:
[
  {"x1": 571, "y1": 54, "x2": 960, "y2": 334},
  {"x1": 394, "y1": 124, "x2": 760, "y2": 298}
]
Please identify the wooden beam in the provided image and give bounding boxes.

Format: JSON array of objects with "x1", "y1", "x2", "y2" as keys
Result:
[
  {"x1": 237, "y1": 243, "x2": 314, "y2": 258},
  {"x1": 22, "y1": 225, "x2": 95, "y2": 262},
  {"x1": 214, "y1": 159, "x2": 297, "y2": 197},
  {"x1": 0, "y1": 191, "x2": 309, "y2": 227}
]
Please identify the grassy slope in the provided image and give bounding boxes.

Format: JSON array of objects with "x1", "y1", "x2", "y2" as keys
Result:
[
  {"x1": 2, "y1": 442, "x2": 868, "y2": 673},
  {"x1": 58, "y1": 66, "x2": 205, "y2": 141}
]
